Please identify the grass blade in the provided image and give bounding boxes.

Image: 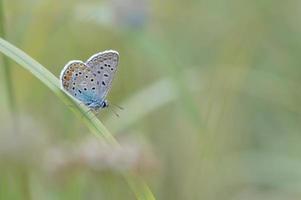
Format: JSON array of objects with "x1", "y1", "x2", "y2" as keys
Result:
[
  {"x1": 0, "y1": 0, "x2": 19, "y2": 132},
  {"x1": 0, "y1": 37, "x2": 156, "y2": 200},
  {"x1": 105, "y1": 70, "x2": 201, "y2": 133}
]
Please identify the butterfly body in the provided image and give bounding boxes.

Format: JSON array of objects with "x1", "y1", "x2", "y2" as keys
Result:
[{"x1": 60, "y1": 50, "x2": 119, "y2": 112}]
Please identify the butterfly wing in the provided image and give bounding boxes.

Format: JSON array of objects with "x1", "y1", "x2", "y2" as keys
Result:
[
  {"x1": 85, "y1": 50, "x2": 119, "y2": 100},
  {"x1": 60, "y1": 61, "x2": 100, "y2": 105}
]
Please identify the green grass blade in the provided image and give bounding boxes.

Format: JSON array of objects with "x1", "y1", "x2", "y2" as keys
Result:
[
  {"x1": 105, "y1": 70, "x2": 201, "y2": 133},
  {"x1": 0, "y1": 37, "x2": 156, "y2": 200},
  {"x1": 0, "y1": 0, "x2": 19, "y2": 131},
  {"x1": 0, "y1": 37, "x2": 116, "y2": 143}
]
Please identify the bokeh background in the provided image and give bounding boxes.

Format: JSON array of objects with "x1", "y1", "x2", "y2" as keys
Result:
[{"x1": 0, "y1": 0, "x2": 301, "y2": 199}]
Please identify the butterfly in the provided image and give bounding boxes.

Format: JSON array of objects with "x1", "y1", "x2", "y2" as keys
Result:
[{"x1": 60, "y1": 50, "x2": 119, "y2": 112}]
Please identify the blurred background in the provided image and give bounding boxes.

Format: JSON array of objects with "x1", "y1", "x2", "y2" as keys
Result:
[{"x1": 0, "y1": 0, "x2": 301, "y2": 199}]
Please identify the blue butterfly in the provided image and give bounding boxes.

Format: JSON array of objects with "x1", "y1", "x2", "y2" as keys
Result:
[{"x1": 60, "y1": 50, "x2": 119, "y2": 111}]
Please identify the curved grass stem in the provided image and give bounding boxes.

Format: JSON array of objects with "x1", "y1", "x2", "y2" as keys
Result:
[{"x1": 0, "y1": 37, "x2": 156, "y2": 200}]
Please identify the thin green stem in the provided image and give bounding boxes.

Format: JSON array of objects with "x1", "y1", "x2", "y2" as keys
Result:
[
  {"x1": 0, "y1": 0, "x2": 19, "y2": 132},
  {"x1": 0, "y1": 37, "x2": 156, "y2": 200}
]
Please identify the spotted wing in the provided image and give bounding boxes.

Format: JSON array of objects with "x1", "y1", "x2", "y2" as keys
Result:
[
  {"x1": 85, "y1": 50, "x2": 119, "y2": 100},
  {"x1": 60, "y1": 61, "x2": 100, "y2": 105}
]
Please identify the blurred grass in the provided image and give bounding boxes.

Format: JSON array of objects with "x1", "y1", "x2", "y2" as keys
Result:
[
  {"x1": 0, "y1": 0, "x2": 19, "y2": 133},
  {"x1": 0, "y1": 0, "x2": 301, "y2": 199}
]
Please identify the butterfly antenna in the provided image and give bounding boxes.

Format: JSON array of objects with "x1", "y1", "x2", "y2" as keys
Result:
[
  {"x1": 111, "y1": 103, "x2": 124, "y2": 110},
  {"x1": 109, "y1": 106, "x2": 120, "y2": 117}
]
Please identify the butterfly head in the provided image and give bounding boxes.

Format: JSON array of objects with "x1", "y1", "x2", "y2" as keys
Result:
[
  {"x1": 87, "y1": 99, "x2": 109, "y2": 111},
  {"x1": 101, "y1": 99, "x2": 109, "y2": 108}
]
